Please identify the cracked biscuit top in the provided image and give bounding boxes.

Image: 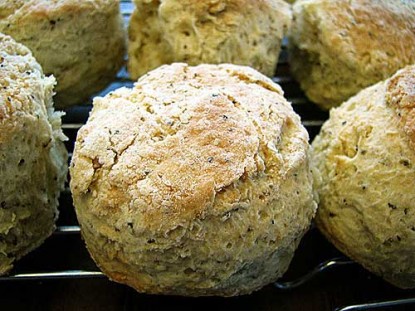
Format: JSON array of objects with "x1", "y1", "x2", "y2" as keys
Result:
[
  {"x1": 71, "y1": 63, "x2": 311, "y2": 232},
  {"x1": 70, "y1": 63, "x2": 317, "y2": 296}
]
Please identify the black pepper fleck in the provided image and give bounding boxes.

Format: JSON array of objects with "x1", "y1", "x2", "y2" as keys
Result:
[
  {"x1": 388, "y1": 203, "x2": 397, "y2": 210},
  {"x1": 207, "y1": 157, "x2": 213, "y2": 163},
  {"x1": 42, "y1": 138, "x2": 52, "y2": 148},
  {"x1": 400, "y1": 159, "x2": 410, "y2": 167}
]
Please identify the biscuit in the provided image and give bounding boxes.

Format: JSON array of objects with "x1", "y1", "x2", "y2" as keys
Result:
[
  {"x1": 289, "y1": 0, "x2": 415, "y2": 110},
  {"x1": 0, "y1": 0, "x2": 126, "y2": 107},
  {"x1": 0, "y1": 34, "x2": 68, "y2": 274},
  {"x1": 70, "y1": 63, "x2": 317, "y2": 296},
  {"x1": 128, "y1": 0, "x2": 291, "y2": 79},
  {"x1": 312, "y1": 65, "x2": 415, "y2": 288}
]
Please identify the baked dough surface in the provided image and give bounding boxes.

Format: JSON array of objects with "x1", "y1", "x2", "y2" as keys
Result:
[
  {"x1": 128, "y1": 0, "x2": 291, "y2": 79},
  {"x1": 0, "y1": 33, "x2": 67, "y2": 274},
  {"x1": 71, "y1": 63, "x2": 317, "y2": 296},
  {"x1": 313, "y1": 65, "x2": 415, "y2": 288}
]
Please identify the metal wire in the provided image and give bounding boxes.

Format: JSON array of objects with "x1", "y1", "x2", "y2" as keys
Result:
[
  {"x1": 274, "y1": 258, "x2": 354, "y2": 290},
  {"x1": 335, "y1": 298, "x2": 415, "y2": 311},
  {"x1": 0, "y1": 270, "x2": 104, "y2": 281},
  {"x1": 54, "y1": 226, "x2": 81, "y2": 235}
]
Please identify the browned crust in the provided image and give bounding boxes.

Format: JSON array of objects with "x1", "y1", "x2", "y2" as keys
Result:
[
  {"x1": 386, "y1": 66, "x2": 415, "y2": 150},
  {"x1": 71, "y1": 63, "x2": 309, "y2": 232},
  {"x1": 321, "y1": 0, "x2": 415, "y2": 64},
  {"x1": 70, "y1": 63, "x2": 316, "y2": 296}
]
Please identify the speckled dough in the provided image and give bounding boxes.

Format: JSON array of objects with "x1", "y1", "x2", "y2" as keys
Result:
[
  {"x1": 70, "y1": 63, "x2": 317, "y2": 296},
  {"x1": 312, "y1": 65, "x2": 415, "y2": 289},
  {"x1": 128, "y1": 0, "x2": 292, "y2": 79},
  {"x1": 289, "y1": 0, "x2": 415, "y2": 110},
  {"x1": 0, "y1": 34, "x2": 68, "y2": 274},
  {"x1": 0, "y1": 0, "x2": 125, "y2": 108}
]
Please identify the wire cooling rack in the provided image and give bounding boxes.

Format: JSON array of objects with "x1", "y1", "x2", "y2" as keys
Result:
[{"x1": 0, "y1": 1, "x2": 414, "y2": 311}]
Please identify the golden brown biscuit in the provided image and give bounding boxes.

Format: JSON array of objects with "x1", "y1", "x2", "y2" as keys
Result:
[
  {"x1": 70, "y1": 63, "x2": 317, "y2": 296},
  {"x1": 0, "y1": 33, "x2": 67, "y2": 274},
  {"x1": 128, "y1": 0, "x2": 291, "y2": 79},
  {"x1": 312, "y1": 65, "x2": 415, "y2": 288},
  {"x1": 289, "y1": 0, "x2": 415, "y2": 110},
  {"x1": 0, "y1": 0, "x2": 126, "y2": 107}
]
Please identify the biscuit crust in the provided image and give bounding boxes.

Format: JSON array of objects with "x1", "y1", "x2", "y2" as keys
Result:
[
  {"x1": 289, "y1": 0, "x2": 415, "y2": 109},
  {"x1": 128, "y1": 0, "x2": 291, "y2": 79},
  {"x1": 0, "y1": 34, "x2": 67, "y2": 274},
  {"x1": 313, "y1": 65, "x2": 415, "y2": 288},
  {"x1": 71, "y1": 63, "x2": 317, "y2": 296},
  {"x1": 0, "y1": 0, "x2": 126, "y2": 107}
]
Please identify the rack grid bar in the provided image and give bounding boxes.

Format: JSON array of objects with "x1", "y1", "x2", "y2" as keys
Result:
[
  {"x1": 335, "y1": 298, "x2": 415, "y2": 311},
  {"x1": 0, "y1": 271, "x2": 104, "y2": 281}
]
